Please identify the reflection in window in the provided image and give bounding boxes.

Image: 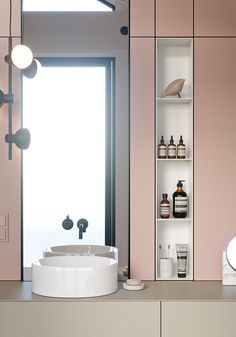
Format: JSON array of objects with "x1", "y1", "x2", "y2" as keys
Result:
[
  {"x1": 23, "y1": 61, "x2": 107, "y2": 269},
  {"x1": 23, "y1": 0, "x2": 113, "y2": 12}
]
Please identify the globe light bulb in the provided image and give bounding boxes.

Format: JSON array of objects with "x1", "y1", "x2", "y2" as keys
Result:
[{"x1": 11, "y1": 44, "x2": 33, "y2": 69}]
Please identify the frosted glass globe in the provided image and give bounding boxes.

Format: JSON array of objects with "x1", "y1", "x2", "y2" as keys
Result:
[
  {"x1": 11, "y1": 45, "x2": 33, "y2": 69},
  {"x1": 23, "y1": 58, "x2": 42, "y2": 79}
]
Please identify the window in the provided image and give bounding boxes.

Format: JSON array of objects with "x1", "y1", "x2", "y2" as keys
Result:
[
  {"x1": 23, "y1": 0, "x2": 114, "y2": 12},
  {"x1": 23, "y1": 58, "x2": 115, "y2": 278}
]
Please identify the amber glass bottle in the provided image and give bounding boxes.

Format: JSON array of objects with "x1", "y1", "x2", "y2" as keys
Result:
[
  {"x1": 158, "y1": 136, "x2": 167, "y2": 159},
  {"x1": 160, "y1": 193, "x2": 170, "y2": 218},
  {"x1": 168, "y1": 136, "x2": 176, "y2": 159},
  {"x1": 177, "y1": 135, "x2": 186, "y2": 159},
  {"x1": 172, "y1": 180, "x2": 188, "y2": 218}
]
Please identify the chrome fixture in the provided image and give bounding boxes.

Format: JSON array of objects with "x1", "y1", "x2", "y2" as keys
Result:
[{"x1": 77, "y1": 218, "x2": 89, "y2": 239}]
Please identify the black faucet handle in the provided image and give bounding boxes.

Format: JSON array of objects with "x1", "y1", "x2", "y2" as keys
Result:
[
  {"x1": 62, "y1": 215, "x2": 74, "y2": 230},
  {"x1": 77, "y1": 218, "x2": 88, "y2": 232}
]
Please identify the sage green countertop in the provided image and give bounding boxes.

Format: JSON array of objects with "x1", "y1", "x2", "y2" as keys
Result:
[{"x1": 1, "y1": 281, "x2": 236, "y2": 302}]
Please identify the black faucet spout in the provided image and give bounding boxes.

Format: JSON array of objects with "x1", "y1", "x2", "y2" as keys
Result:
[
  {"x1": 79, "y1": 224, "x2": 84, "y2": 239},
  {"x1": 77, "y1": 218, "x2": 89, "y2": 240}
]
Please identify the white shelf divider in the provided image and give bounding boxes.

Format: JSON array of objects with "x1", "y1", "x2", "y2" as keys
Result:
[
  {"x1": 157, "y1": 158, "x2": 192, "y2": 161},
  {"x1": 157, "y1": 218, "x2": 193, "y2": 222},
  {"x1": 157, "y1": 97, "x2": 192, "y2": 104},
  {"x1": 156, "y1": 276, "x2": 193, "y2": 281}
]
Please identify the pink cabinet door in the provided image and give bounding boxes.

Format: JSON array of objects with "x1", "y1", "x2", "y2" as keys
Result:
[
  {"x1": 130, "y1": 0, "x2": 155, "y2": 37},
  {"x1": 156, "y1": 0, "x2": 193, "y2": 37},
  {"x1": 0, "y1": 0, "x2": 21, "y2": 36},
  {"x1": 130, "y1": 38, "x2": 155, "y2": 280},
  {"x1": 195, "y1": 0, "x2": 236, "y2": 36},
  {"x1": 194, "y1": 38, "x2": 236, "y2": 280}
]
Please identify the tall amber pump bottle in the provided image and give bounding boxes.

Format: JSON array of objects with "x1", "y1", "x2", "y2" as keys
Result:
[
  {"x1": 177, "y1": 135, "x2": 186, "y2": 159},
  {"x1": 172, "y1": 180, "x2": 188, "y2": 218},
  {"x1": 158, "y1": 136, "x2": 167, "y2": 158},
  {"x1": 168, "y1": 135, "x2": 176, "y2": 159}
]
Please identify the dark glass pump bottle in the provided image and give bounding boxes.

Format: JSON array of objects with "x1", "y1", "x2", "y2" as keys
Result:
[
  {"x1": 160, "y1": 193, "x2": 170, "y2": 218},
  {"x1": 158, "y1": 136, "x2": 167, "y2": 159},
  {"x1": 173, "y1": 180, "x2": 188, "y2": 218},
  {"x1": 177, "y1": 135, "x2": 186, "y2": 159},
  {"x1": 168, "y1": 135, "x2": 176, "y2": 159}
]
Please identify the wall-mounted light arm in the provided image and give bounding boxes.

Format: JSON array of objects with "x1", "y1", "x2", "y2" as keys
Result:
[
  {"x1": 0, "y1": 89, "x2": 14, "y2": 108},
  {"x1": 1, "y1": 0, "x2": 34, "y2": 159},
  {"x1": 0, "y1": 0, "x2": 40, "y2": 159},
  {"x1": 4, "y1": 37, "x2": 31, "y2": 159},
  {"x1": 7, "y1": 36, "x2": 13, "y2": 160},
  {"x1": 5, "y1": 128, "x2": 31, "y2": 151}
]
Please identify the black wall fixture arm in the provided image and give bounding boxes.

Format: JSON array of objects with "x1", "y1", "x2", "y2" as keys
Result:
[
  {"x1": 6, "y1": 36, "x2": 14, "y2": 160},
  {"x1": 4, "y1": 37, "x2": 31, "y2": 159},
  {"x1": 0, "y1": 89, "x2": 14, "y2": 108},
  {"x1": 0, "y1": 0, "x2": 34, "y2": 159}
]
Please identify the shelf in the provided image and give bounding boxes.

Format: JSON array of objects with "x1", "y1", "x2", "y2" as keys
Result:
[
  {"x1": 156, "y1": 38, "x2": 193, "y2": 281},
  {"x1": 157, "y1": 98, "x2": 192, "y2": 104},
  {"x1": 157, "y1": 218, "x2": 193, "y2": 222},
  {"x1": 157, "y1": 158, "x2": 192, "y2": 161},
  {"x1": 157, "y1": 38, "x2": 192, "y2": 47},
  {"x1": 156, "y1": 276, "x2": 193, "y2": 281}
]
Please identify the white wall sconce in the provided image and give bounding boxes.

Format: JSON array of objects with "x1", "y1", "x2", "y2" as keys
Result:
[{"x1": 0, "y1": 0, "x2": 40, "y2": 159}]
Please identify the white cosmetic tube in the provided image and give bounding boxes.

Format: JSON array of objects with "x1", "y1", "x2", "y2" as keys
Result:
[{"x1": 176, "y1": 244, "x2": 188, "y2": 278}]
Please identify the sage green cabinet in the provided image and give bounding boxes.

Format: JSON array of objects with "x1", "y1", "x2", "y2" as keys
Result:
[
  {"x1": 0, "y1": 301, "x2": 160, "y2": 337},
  {"x1": 162, "y1": 302, "x2": 236, "y2": 337}
]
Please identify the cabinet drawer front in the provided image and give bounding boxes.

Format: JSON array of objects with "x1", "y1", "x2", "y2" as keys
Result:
[
  {"x1": 162, "y1": 302, "x2": 236, "y2": 337},
  {"x1": 0, "y1": 302, "x2": 160, "y2": 337}
]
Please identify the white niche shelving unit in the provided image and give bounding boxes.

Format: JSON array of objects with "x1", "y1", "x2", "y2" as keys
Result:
[{"x1": 156, "y1": 38, "x2": 193, "y2": 280}]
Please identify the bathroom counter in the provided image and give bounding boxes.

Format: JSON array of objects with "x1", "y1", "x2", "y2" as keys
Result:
[
  {"x1": 1, "y1": 281, "x2": 236, "y2": 337},
  {"x1": 0, "y1": 280, "x2": 236, "y2": 302}
]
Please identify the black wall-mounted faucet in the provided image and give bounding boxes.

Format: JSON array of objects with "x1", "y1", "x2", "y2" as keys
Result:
[
  {"x1": 62, "y1": 215, "x2": 74, "y2": 230},
  {"x1": 77, "y1": 218, "x2": 89, "y2": 239}
]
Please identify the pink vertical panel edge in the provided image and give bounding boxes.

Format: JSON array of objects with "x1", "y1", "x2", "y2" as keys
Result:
[
  {"x1": 130, "y1": 38, "x2": 155, "y2": 280},
  {"x1": 0, "y1": 0, "x2": 21, "y2": 36},
  {"x1": 0, "y1": 38, "x2": 21, "y2": 280},
  {"x1": 195, "y1": 0, "x2": 236, "y2": 36},
  {"x1": 194, "y1": 38, "x2": 236, "y2": 280},
  {"x1": 156, "y1": 0, "x2": 193, "y2": 37},
  {"x1": 130, "y1": 0, "x2": 155, "y2": 37}
]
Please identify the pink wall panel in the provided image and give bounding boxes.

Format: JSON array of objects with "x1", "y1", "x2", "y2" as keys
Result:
[
  {"x1": 194, "y1": 38, "x2": 236, "y2": 280},
  {"x1": 156, "y1": 0, "x2": 193, "y2": 37},
  {"x1": 130, "y1": 38, "x2": 155, "y2": 280},
  {"x1": 0, "y1": 0, "x2": 21, "y2": 36},
  {"x1": 0, "y1": 38, "x2": 21, "y2": 280},
  {"x1": 195, "y1": 0, "x2": 236, "y2": 36},
  {"x1": 130, "y1": 0, "x2": 155, "y2": 37}
]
